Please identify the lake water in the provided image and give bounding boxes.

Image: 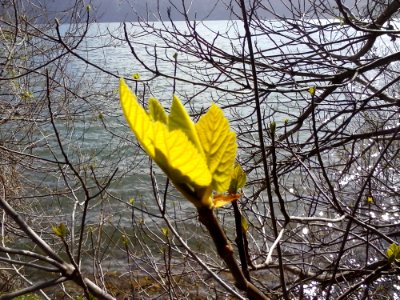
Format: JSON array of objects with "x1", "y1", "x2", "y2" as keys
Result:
[
  {"x1": 27, "y1": 19, "x2": 396, "y2": 229},
  {"x1": 11, "y1": 20, "x2": 398, "y2": 297},
  {"x1": 25, "y1": 20, "x2": 268, "y2": 232}
]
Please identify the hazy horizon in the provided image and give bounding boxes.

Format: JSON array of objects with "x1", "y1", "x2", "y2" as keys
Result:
[{"x1": 39, "y1": 0, "x2": 295, "y2": 22}]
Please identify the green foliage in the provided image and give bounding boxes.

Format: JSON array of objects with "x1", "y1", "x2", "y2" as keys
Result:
[
  {"x1": 120, "y1": 78, "x2": 238, "y2": 208},
  {"x1": 161, "y1": 227, "x2": 169, "y2": 237},
  {"x1": 269, "y1": 121, "x2": 276, "y2": 135},
  {"x1": 52, "y1": 223, "x2": 68, "y2": 238},
  {"x1": 121, "y1": 234, "x2": 129, "y2": 246},
  {"x1": 386, "y1": 243, "x2": 400, "y2": 263},
  {"x1": 308, "y1": 86, "x2": 316, "y2": 96},
  {"x1": 20, "y1": 91, "x2": 33, "y2": 100},
  {"x1": 228, "y1": 164, "x2": 247, "y2": 194},
  {"x1": 14, "y1": 294, "x2": 41, "y2": 300},
  {"x1": 241, "y1": 215, "x2": 249, "y2": 233}
]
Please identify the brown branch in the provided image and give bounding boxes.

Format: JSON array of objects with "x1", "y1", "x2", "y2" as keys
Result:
[{"x1": 197, "y1": 207, "x2": 269, "y2": 300}]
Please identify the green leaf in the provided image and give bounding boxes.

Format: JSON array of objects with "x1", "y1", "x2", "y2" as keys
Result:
[
  {"x1": 15, "y1": 294, "x2": 42, "y2": 300},
  {"x1": 21, "y1": 91, "x2": 33, "y2": 100},
  {"x1": 120, "y1": 78, "x2": 155, "y2": 157},
  {"x1": 228, "y1": 164, "x2": 247, "y2": 194},
  {"x1": 52, "y1": 223, "x2": 67, "y2": 238},
  {"x1": 270, "y1": 121, "x2": 276, "y2": 135},
  {"x1": 149, "y1": 97, "x2": 168, "y2": 124},
  {"x1": 169, "y1": 95, "x2": 204, "y2": 155},
  {"x1": 152, "y1": 122, "x2": 211, "y2": 187},
  {"x1": 132, "y1": 73, "x2": 140, "y2": 79},
  {"x1": 88, "y1": 294, "x2": 98, "y2": 300},
  {"x1": 121, "y1": 79, "x2": 211, "y2": 188},
  {"x1": 387, "y1": 243, "x2": 400, "y2": 263},
  {"x1": 129, "y1": 197, "x2": 135, "y2": 205},
  {"x1": 196, "y1": 104, "x2": 237, "y2": 192},
  {"x1": 161, "y1": 227, "x2": 169, "y2": 237},
  {"x1": 121, "y1": 234, "x2": 129, "y2": 246},
  {"x1": 241, "y1": 215, "x2": 249, "y2": 233}
]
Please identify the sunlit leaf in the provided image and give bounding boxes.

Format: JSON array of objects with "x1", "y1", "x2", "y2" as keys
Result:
[
  {"x1": 132, "y1": 73, "x2": 140, "y2": 79},
  {"x1": 169, "y1": 95, "x2": 203, "y2": 155},
  {"x1": 387, "y1": 243, "x2": 400, "y2": 263},
  {"x1": 120, "y1": 79, "x2": 211, "y2": 189},
  {"x1": 161, "y1": 227, "x2": 169, "y2": 237},
  {"x1": 51, "y1": 226, "x2": 62, "y2": 237},
  {"x1": 52, "y1": 223, "x2": 67, "y2": 238},
  {"x1": 213, "y1": 193, "x2": 241, "y2": 208},
  {"x1": 149, "y1": 97, "x2": 168, "y2": 124},
  {"x1": 270, "y1": 121, "x2": 276, "y2": 135},
  {"x1": 152, "y1": 122, "x2": 211, "y2": 187},
  {"x1": 129, "y1": 197, "x2": 135, "y2": 205},
  {"x1": 308, "y1": 86, "x2": 316, "y2": 96},
  {"x1": 241, "y1": 215, "x2": 249, "y2": 233},
  {"x1": 196, "y1": 104, "x2": 237, "y2": 192},
  {"x1": 120, "y1": 79, "x2": 242, "y2": 208},
  {"x1": 367, "y1": 196, "x2": 374, "y2": 204},
  {"x1": 229, "y1": 163, "x2": 247, "y2": 194},
  {"x1": 120, "y1": 78, "x2": 155, "y2": 157}
]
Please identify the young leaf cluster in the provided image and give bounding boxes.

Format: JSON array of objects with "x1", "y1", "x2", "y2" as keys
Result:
[{"x1": 120, "y1": 79, "x2": 242, "y2": 208}]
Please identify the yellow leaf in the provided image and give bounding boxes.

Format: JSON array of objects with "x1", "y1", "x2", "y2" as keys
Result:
[
  {"x1": 367, "y1": 196, "x2": 374, "y2": 204},
  {"x1": 132, "y1": 73, "x2": 140, "y2": 79},
  {"x1": 120, "y1": 78, "x2": 155, "y2": 157},
  {"x1": 213, "y1": 193, "x2": 241, "y2": 208},
  {"x1": 120, "y1": 79, "x2": 211, "y2": 188},
  {"x1": 387, "y1": 243, "x2": 400, "y2": 263},
  {"x1": 161, "y1": 227, "x2": 169, "y2": 237},
  {"x1": 308, "y1": 86, "x2": 316, "y2": 96},
  {"x1": 149, "y1": 97, "x2": 168, "y2": 124},
  {"x1": 152, "y1": 122, "x2": 211, "y2": 187},
  {"x1": 169, "y1": 95, "x2": 204, "y2": 155},
  {"x1": 241, "y1": 215, "x2": 249, "y2": 232},
  {"x1": 196, "y1": 104, "x2": 237, "y2": 192},
  {"x1": 52, "y1": 223, "x2": 67, "y2": 238},
  {"x1": 121, "y1": 234, "x2": 128, "y2": 246},
  {"x1": 229, "y1": 164, "x2": 247, "y2": 194}
]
